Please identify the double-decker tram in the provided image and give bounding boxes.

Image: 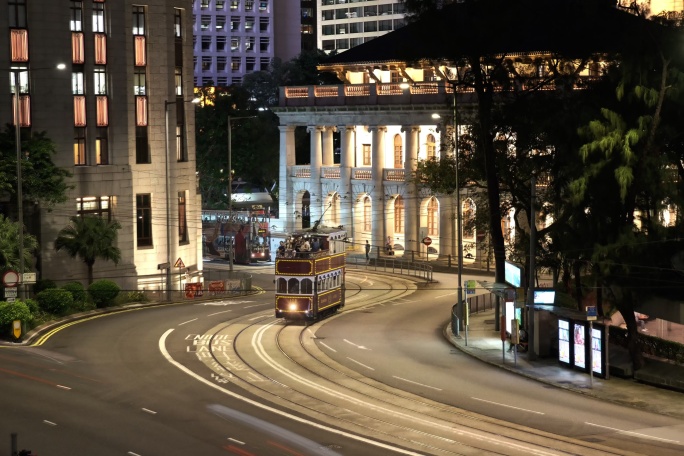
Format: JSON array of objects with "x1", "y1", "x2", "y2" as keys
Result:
[{"x1": 274, "y1": 227, "x2": 347, "y2": 321}]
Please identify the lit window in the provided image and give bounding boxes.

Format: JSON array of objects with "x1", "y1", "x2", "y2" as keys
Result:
[
  {"x1": 175, "y1": 68, "x2": 183, "y2": 96},
  {"x1": 72, "y1": 71, "x2": 85, "y2": 95},
  {"x1": 74, "y1": 127, "x2": 87, "y2": 165},
  {"x1": 93, "y1": 3, "x2": 105, "y2": 32},
  {"x1": 133, "y1": 6, "x2": 145, "y2": 35},
  {"x1": 95, "y1": 127, "x2": 109, "y2": 165},
  {"x1": 136, "y1": 194, "x2": 153, "y2": 247},
  {"x1": 174, "y1": 9, "x2": 182, "y2": 38},
  {"x1": 70, "y1": 1, "x2": 83, "y2": 31},
  {"x1": 201, "y1": 15, "x2": 211, "y2": 31},
  {"x1": 394, "y1": 196, "x2": 404, "y2": 233},
  {"x1": 133, "y1": 69, "x2": 146, "y2": 95},
  {"x1": 77, "y1": 196, "x2": 111, "y2": 219},
  {"x1": 427, "y1": 197, "x2": 438, "y2": 236},
  {"x1": 178, "y1": 192, "x2": 188, "y2": 244}
]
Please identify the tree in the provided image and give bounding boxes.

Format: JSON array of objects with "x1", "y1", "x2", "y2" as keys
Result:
[
  {"x1": 195, "y1": 85, "x2": 279, "y2": 208},
  {"x1": 0, "y1": 214, "x2": 38, "y2": 271},
  {"x1": 196, "y1": 50, "x2": 341, "y2": 209},
  {"x1": 0, "y1": 126, "x2": 72, "y2": 211},
  {"x1": 568, "y1": 12, "x2": 684, "y2": 368},
  {"x1": 54, "y1": 216, "x2": 122, "y2": 285}
]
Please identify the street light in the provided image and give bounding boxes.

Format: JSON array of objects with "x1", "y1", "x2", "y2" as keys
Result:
[
  {"x1": 433, "y1": 82, "x2": 465, "y2": 343},
  {"x1": 164, "y1": 97, "x2": 199, "y2": 301},
  {"x1": 10, "y1": 63, "x2": 65, "y2": 299},
  {"x1": 226, "y1": 115, "x2": 256, "y2": 272}
]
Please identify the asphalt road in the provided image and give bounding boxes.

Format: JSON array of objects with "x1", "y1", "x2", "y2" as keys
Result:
[{"x1": 1, "y1": 267, "x2": 683, "y2": 455}]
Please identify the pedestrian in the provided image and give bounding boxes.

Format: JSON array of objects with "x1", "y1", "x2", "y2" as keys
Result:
[
  {"x1": 365, "y1": 240, "x2": 371, "y2": 261},
  {"x1": 311, "y1": 238, "x2": 320, "y2": 252},
  {"x1": 277, "y1": 241, "x2": 286, "y2": 257}
]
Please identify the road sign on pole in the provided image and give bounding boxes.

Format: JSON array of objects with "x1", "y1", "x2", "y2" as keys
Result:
[{"x1": 2, "y1": 270, "x2": 19, "y2": 287}]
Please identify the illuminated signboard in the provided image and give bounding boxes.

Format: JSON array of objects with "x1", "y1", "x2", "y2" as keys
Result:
[
  {"x1": 533, "y1": 290, "x2": 555, "y2": 304},
  {"x1": 573, "y1": 323, "x2": 586, "y2": 369},
  {"x1": 558, "y1": 319, "x2": 570, "y2": 364},
  {"x1": 504, "y1": 261, "x2": 522, "y2": 287},
  {"x1": 591, "y1": 327, "x2": 602, "y2": 375}
]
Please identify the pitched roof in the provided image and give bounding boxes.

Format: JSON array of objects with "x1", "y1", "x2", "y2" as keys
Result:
[{"x1": 321, "y1": 0, "x2": 665, "y2": 68}]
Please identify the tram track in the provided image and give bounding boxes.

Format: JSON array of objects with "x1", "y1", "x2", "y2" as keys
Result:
[{"x1": 195, "y1": 272, "x2": 641, "y2": 456}]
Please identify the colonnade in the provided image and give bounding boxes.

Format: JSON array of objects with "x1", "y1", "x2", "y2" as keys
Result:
[{"x1": 278, "y1": 122, "x2": 461, "y2": 257}]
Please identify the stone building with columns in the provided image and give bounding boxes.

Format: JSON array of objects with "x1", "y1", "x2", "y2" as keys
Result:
[
  {"x1": 272, "y1": 0, "x2": 655, "y2": 261},
  {"x1": 273, "y1": 89, "x2": 470, "y2": 258}
]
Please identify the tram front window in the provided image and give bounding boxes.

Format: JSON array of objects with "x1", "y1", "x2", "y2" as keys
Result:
[
  {"x1": 277, "y1": 278, "x2": 287, "y2": 293},
  {"x1": 288, "y1": 278, "x2": 300, "y2": 294},
  {"x1": 301, "y1": 278, "x2": 313, "y2": 294}
]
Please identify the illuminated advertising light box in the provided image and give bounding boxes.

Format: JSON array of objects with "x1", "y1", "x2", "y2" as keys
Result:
[
  {"x1": 558, "y1": 319, "x2": 571, "y2": 365},
  {"x1": 504, "y1": 261, "x2": 522, "y2": 287},
  {"x1": 591, "y1": 326, "x2": 603, "y2": 376},
  {"x1": 533, "y1": 289, "x2": 555, "y2": 305},
  {"x1": 573, "y1": 323, "x2": 586, "y2": 369}
]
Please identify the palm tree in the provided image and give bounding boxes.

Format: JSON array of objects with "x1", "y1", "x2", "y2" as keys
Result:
[
  {"x1": 0, "y1": 214, "x2": 38, "y2": 271},
  {"x1": 54, "y1": 216, "x2": 122, "y2": 284}
]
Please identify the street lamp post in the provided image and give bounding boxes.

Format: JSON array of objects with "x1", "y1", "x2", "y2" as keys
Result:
[
  {"x1": 226, "y1": 115, "x2": 256, "y2": 272},
  {"x1": 164, "y1": 98, "x2": 198, "y2": 301},
  {"x1": 432, "y1": 83, "x2": 465, "y2": 342},
  {"x1": 10, "y1": 64, "x2": 65, "y2": 300},
  {"x1": 451, "y1": 83, "x2": 466, "y2": 345},
  {"x1": 13, "y1": 72, "x2": 24, "y2": 300}
]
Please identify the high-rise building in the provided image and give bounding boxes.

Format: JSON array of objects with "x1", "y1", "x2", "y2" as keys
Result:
[
  {"x1": 300, "y1": 0, "x2": 318, "y2": 51},
  {"x1": 193, "y1": 0, "x2": 301, "y2": 87},
  {"x1": 319, "y1": 0, "x2": 406, "y2": 54},
  {"x1": 0, "y1": 0, "x2": 202, "y2": 292}
]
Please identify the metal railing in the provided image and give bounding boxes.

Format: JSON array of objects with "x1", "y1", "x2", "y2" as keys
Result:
[{"x1": 347, "y1": 255, "x2": 433, "y2": 282}]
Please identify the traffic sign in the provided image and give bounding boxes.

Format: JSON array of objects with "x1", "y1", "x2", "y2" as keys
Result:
[
  {"x1": 422, "y1": 237, "x2": 432, "y2": 246},
  {"x1": 22, "y1": 272, "x2": 36, "y2": 284},
  {"x1": 4, "y1": 288, "x2": 18, "y2": 299},
  {"x1": 174, "y1": 257, "x2": 185, "y2": 268},
  {"x1": 586, "y1": 305, "x2": 597, "y2": 321},
  {"x1": 12, "y1": 320, "x2": 21, "y2": 339},
  {"x1": 2, "y1": 270, "x2": 19, "y2": 287}
]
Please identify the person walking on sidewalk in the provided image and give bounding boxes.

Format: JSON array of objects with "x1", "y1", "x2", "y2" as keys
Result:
[{"x1": 365, "y1": 240, "x2": 371, "y2": 261}]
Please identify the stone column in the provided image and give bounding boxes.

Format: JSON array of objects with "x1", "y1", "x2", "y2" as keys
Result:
[
  {"x1": 338, "y1": 125, "x2": 354, "y2": 233},
  {"x1": 404, "y1": 125, "x2": 420, "y2": 255},
  {"x1": 440, "y1": 195, "x2": 455, "y2": 258},
  {"x1": 278, "y1": 125, "x2": 296, "y2": 234},
  {"x1": 369, "y1": 126, "x2": 386, "y2": 252},
  {"x1": 308, "y1": 125, "x2": 324, "y2": 224},
  {"x1": 322, "y1": 126, "x2": 335, "y2": 166}
]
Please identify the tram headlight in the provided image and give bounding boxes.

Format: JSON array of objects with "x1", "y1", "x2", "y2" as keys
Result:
[{"x1": 288, "y1": 302, "x2": 298, "y2": 311}]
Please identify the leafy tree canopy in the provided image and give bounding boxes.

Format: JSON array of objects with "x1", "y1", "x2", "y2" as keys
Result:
[{"x1": 0, "y1": 126, "x2": 72, "y2": 210}]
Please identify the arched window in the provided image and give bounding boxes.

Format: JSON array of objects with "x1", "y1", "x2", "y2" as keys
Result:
[
  {"x1": 463, "y1": 199, "x2": 475, "y2": 240},
  {"x1": 363, "y1": 195, "x2": 371, "y2": 231},
  {"x1": 394, "y1": 196, "x2": 404, "y2": 233},
  {"x1": 288, "y1": 278, "x2": 300, "y2": 294},
  {"x1": 301, "y1": 278, "x2": 313, "y2": 294},
  {"x1": 394, "y1": 134, "x2": 403, "y2": 168},
  {"x1": 427, "y1": 197, "x2": 438, "y2": 235},
  {"x1": 426, "y1": 134, "x2": 436, "y2": 160},
  {"x1": 277, "y1": 278, "x2": 287, "y2": 293}
]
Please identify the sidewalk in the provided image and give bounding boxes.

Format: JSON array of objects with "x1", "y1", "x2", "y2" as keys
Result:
[{"x1": 445, "y1": 309, "x2": 684, "y2": 420}]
